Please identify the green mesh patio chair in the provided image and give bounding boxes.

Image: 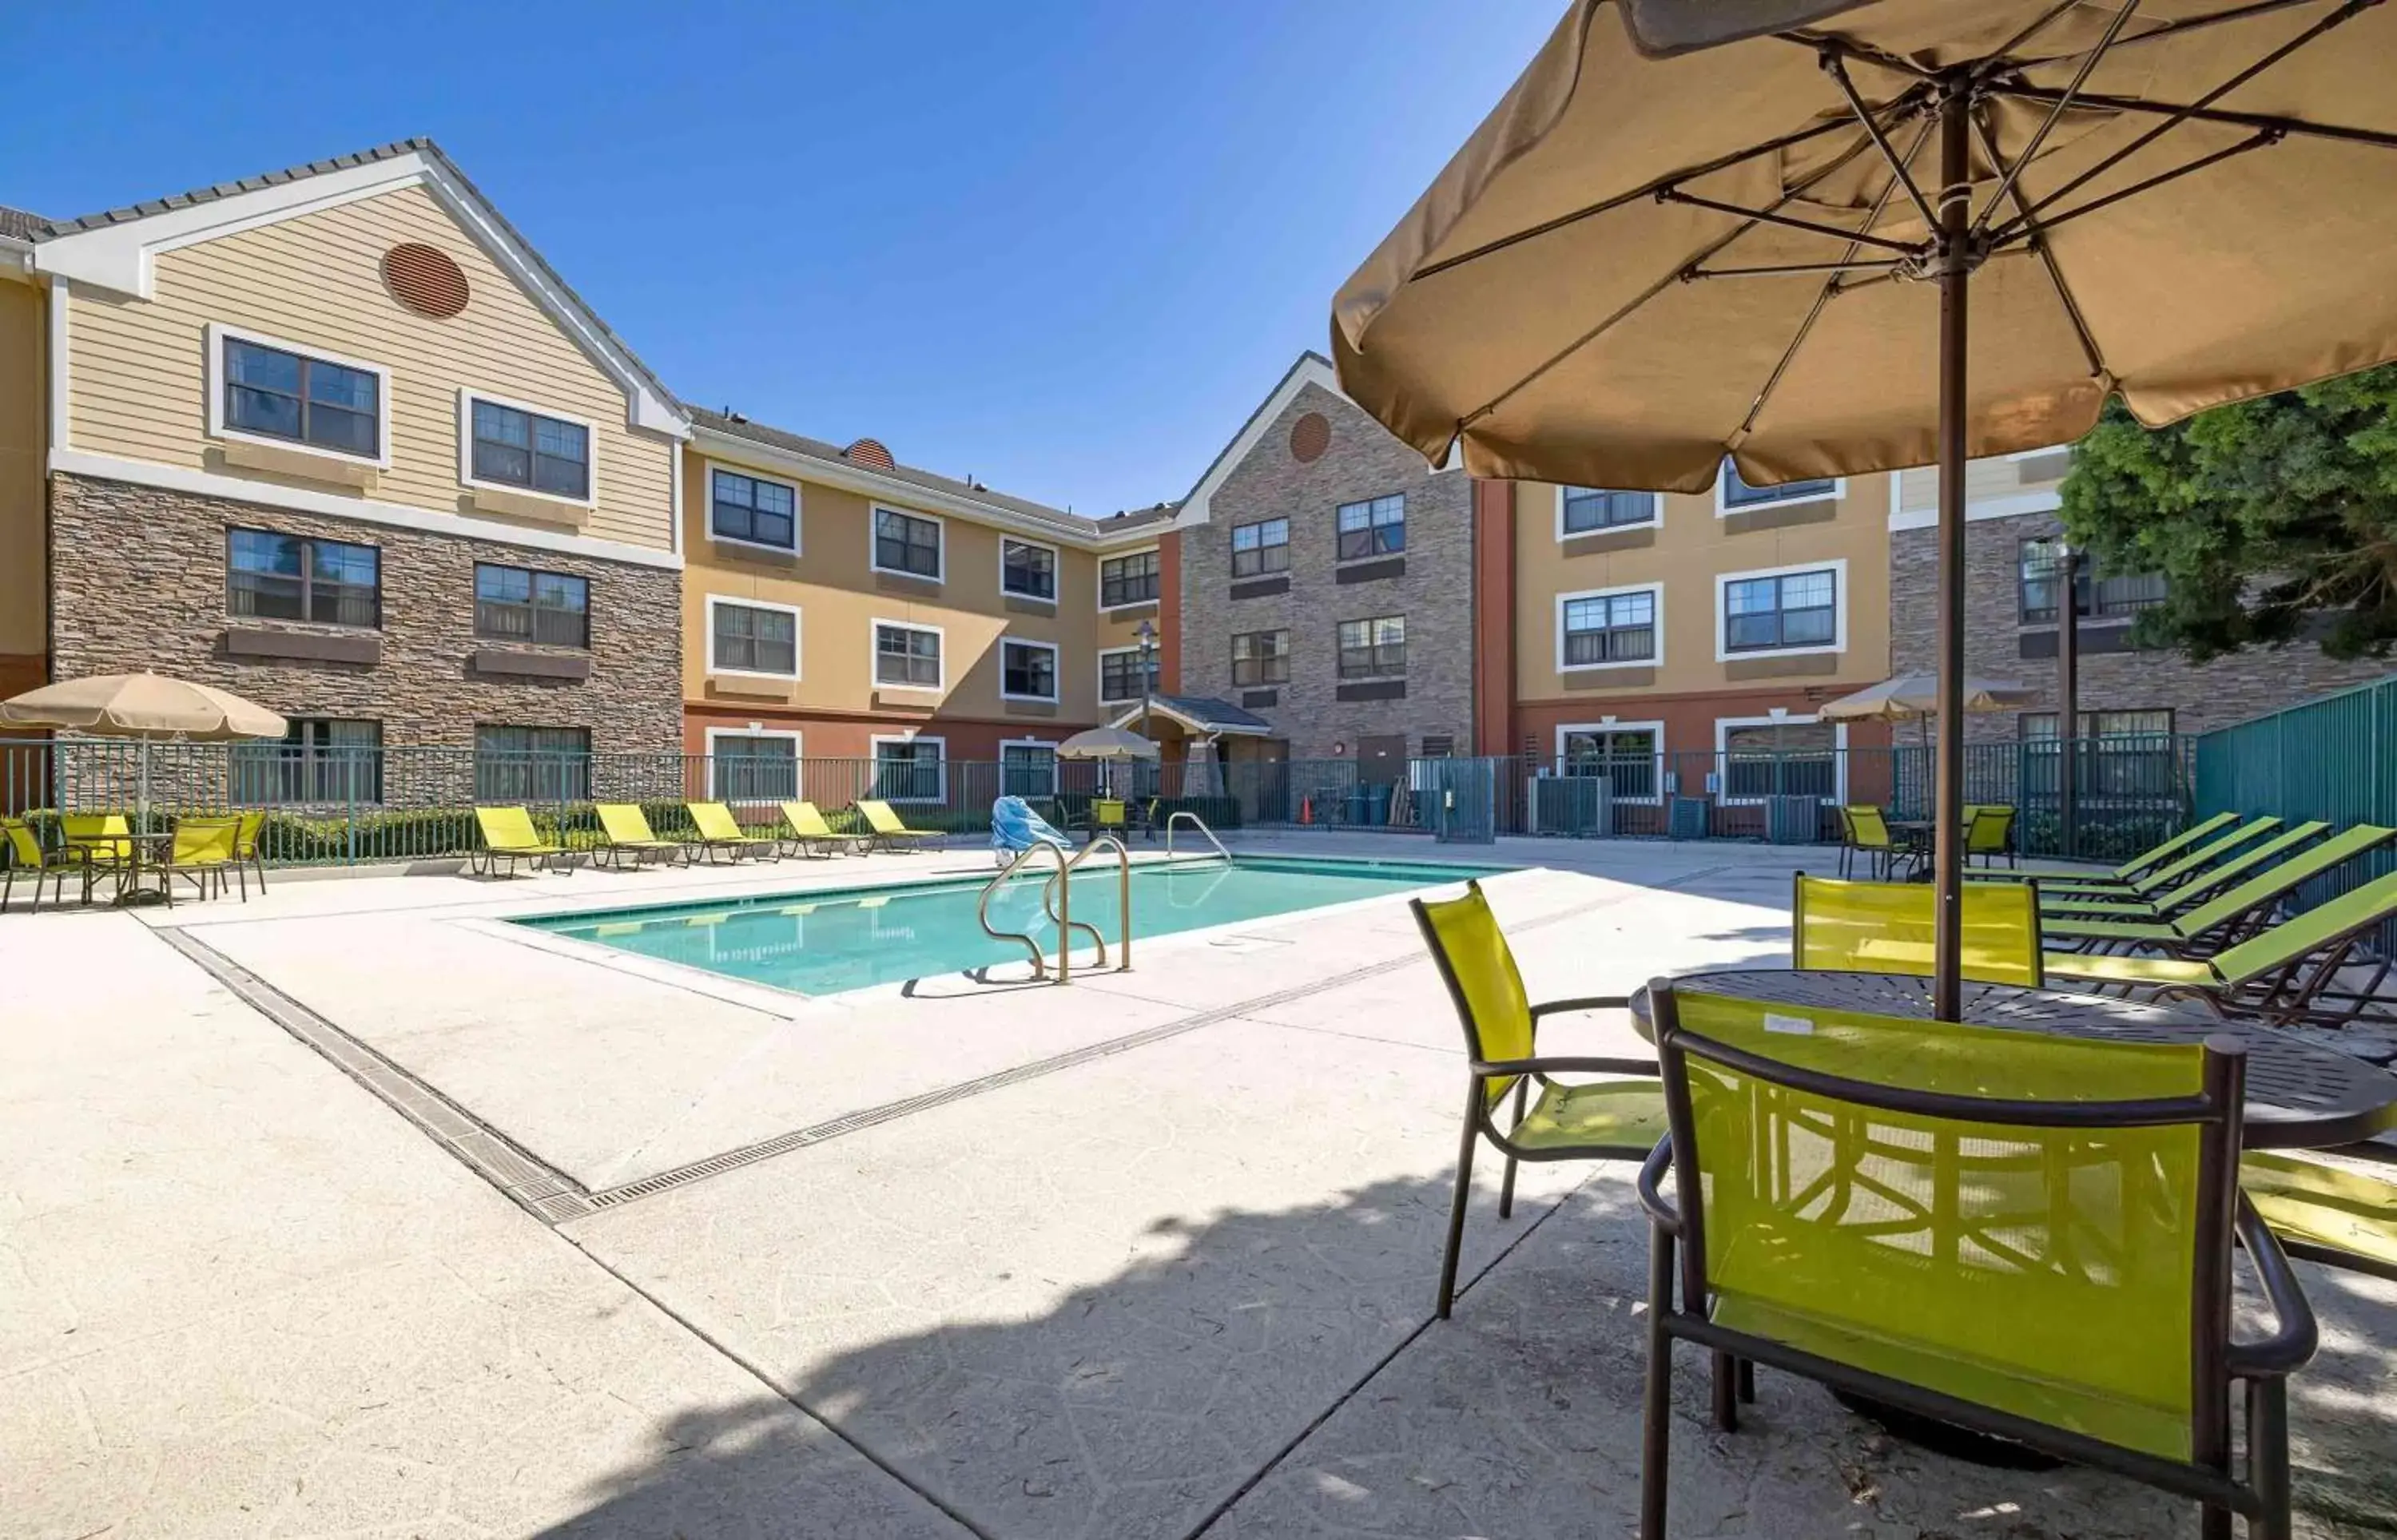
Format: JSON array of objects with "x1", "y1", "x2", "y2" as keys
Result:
[
  {"x1": 1835, "y1": 805, "x2": 1908, "y2": 880},
  {"x1": 1, "y1": 816, "x2": 85, "y2": 912},
  {"x1": 2033, "y1": 816, "x2": 2281, "y2": 900},
  {"x1": 593, "y1": 803, "x2": 693, "y2": 869},
  {"x1": 1963, "y1": 804, "x2": 2017, "y2": 868},
  {"x1": 2041, "y1": 822, "x2": 2327, "y2": 919},
  {"x1": 2241, "y1": 1153, "x2": 2397, "y2": 1284},
  {"x1": 1792, "y1": 873, "x2": 2045, "y2": 986},
  {"x1": 1982, "y1": 810, "x2": 2242, "y2": 888},
  {"x1": 1411, "y1": 879, "x2": 1668, "y2": 1319},
  {"x1": 1636, "y1": 981, "x2": 2315, "y2": 1540},
  {"x1": 2045, "y1": 826, "x2": 2394, "y2": 954},
  {"x1": 470, "y1": 806, "x2": 578, "y2": 878}
]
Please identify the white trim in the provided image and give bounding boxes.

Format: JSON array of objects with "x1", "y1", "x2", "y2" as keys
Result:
[
  {"x1": 703, "y1": 725, "x2": 801, "y2": 801},
  {"x1": 2005, "y1": 444, "x2": 2074, "y2": 462},
  {"x1": 869, "y1": 732, "x2": 948, "y2": 803},
  {"x1": 868, "y1": 503, "x2": 945, "y2": 584},
  {"x1": 1553, "y1": 484, "x2": 1662, "y2": 541},
  {"x1": 1714, "y1": 463, "x2": 1846, "y2": 517},
  {"x1": 1095, "y1": 643, "x2": 1147, "y2": 705},
  {"x1": 48, "y1": 447, "x2": 681, "y2": 569},
  {"x1": 1104, "y1": 698, "x2": 1273, "y2": 737},
  {"x1": 701, "y1": 458, "x2": 802, "y2": 557},
  {"x1": 204, "y1": 321, "x2": 394, "y2": 470},
  {"x1": 998, "y1": 635, "x2": 1062, "y2": 704},
  {"x1": 1555, "y1": 581, "x2": 1665, "y2": 674},
  {"x1": 46, "y1": 276, "x2": 69, "y2": 454},
  {"x1": 869, "y1": 617, "x2": 945, "y2": 693},
  {"x1": 1097, "y1": 545, "x2": 1162, "y2": 612},
  {"x1": 998, "y1": 534, "x2": 1062, "y2": 603},
  {"x1": 1172, "y1": 352, "x2": 1342, "y2": 530},
  {"x1": 1714, "y1": 557, "x2": 1848, "y2": 662},
  {"x1": 1552, "y1": 719, "x2": 1667, "y2": 804},
  {"x1": 1887, "y1": 487, "x2": 2062, "y2": 531},
  {"x1": 998, "y1": 735, "x2": 1060, "y2": 796},
  {"x1": 702, "y1": 594, "x2": 802, "y2": 680},
  {"x1": 668, "y1": 440, "x2": 683, "y2": 560},
  {"x1": 1713, "y1": 711, "x2": 1848, "y2": 805},
  {"x1": 458, "y1": 387, "x2": 599, "y2": 509}
]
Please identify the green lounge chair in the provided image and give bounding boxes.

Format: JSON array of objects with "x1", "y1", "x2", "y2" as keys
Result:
[
  {"x1": 2033, "y1": 816, "x2": 2281, "y2": 900},
  {"x1": 857, "y1": 798, "x2": 941, "y2": 852},
  {"x1": 2045, "y1": 867, "x2": 2397, "y2": 1027},
  {"x1": 1982, "y1": 809, "x2": 2240, "y2": 887},
  {"x1": 593, "y1": 803, "x2": 692, "y2": 869},
  {"x1": 1, "y1": 816, "x2": 86, "y2": 912},
  {"x1": 684, "y1": 801, "x2": 776, "y2": 863},
  {"x1": 470, "y1": 806, "x2": 578, "y2": 878},
  {"x1": 777, "y1": 800, "x2": 863, "y2": 859},
  {"x1": 1636, "y1": 980, "x2": 2314, "y2": 1540},
  {"x1": 2038, "y1": 821, "x2": 2327, "y2": 918},
  {"x1": 1412, "y1": 879, "x2": 1664, "y2": 1320},
  {"x1": 2045, "y1": 825, "x2": 2395, "y2": 952}
]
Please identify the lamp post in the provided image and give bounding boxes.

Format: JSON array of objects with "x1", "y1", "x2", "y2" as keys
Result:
[
  {"x1": 2056, "y1": 543, "x2": 2081, "y2": 861},
  {"x1": 1135, "y1": 617, "x2": 1158, "y2": 798}
]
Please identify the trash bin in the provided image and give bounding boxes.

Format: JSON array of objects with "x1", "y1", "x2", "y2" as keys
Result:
[
  {"x1": 1367, "y1": 784, "x2": 1392, "y2": 824},
  {"x1": 1346, "y1": 790, "x2": 1371, "y2": 825},
  {"x1": 1765, "y1": 795, "x2": 1823, "y2": 844},
  {"x1": 1668, "y1": 796, "x2": 1711, "y2": 840}
]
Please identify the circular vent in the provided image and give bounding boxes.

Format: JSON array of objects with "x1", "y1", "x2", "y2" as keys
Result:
[
  {"x1": 382, "y1": 243, "x2": 470, "y2": 319},
  {"x1": 1290, "y1": 411, "x2": 1331, "y2": 463},
  {"x1": 844, "y1": 438, "x2": 896, "y2": 470}
]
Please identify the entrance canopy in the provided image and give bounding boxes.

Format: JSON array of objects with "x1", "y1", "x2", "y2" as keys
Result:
[{"x1": 1104, "y1": 695, "x2": 1277, "y2": 739}]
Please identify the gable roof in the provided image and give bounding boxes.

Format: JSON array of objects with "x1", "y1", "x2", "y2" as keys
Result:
[
  {"x1": 1169, "y1": 351, "x2": 1342, "y2": 530},
  {"x1": 0, "y1": 205, "x2": 46, "y2": 243},
  {"x1": 1107, "y1": 694, "x2": 1276, "y2": 736}
]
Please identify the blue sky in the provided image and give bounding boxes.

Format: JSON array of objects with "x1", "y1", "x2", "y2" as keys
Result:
[{"x1": 2, "y1": 2, "x2": 1560, "y2": 514}]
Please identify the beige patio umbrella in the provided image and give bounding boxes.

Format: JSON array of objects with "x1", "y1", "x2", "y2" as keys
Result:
[
  {"x1": 1331, "y1": 0, "x2": 2397, "y2": 1016},
  {"x1": 1819, "y1": 672, "x2": 2039, "y2": 724},
  {"x1": 1054, "y1": 726, "x2": 1162, "y2": 762}
]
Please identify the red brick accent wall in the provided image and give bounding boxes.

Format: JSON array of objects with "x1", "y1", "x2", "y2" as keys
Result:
[{"x1": 1471, "y1": 479, "x2": 1516, "y2": 758}]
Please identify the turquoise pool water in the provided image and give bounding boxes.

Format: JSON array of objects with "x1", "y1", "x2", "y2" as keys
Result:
[{"x1": 518, "y1": 855, "x2": 1505, "y2": 996}]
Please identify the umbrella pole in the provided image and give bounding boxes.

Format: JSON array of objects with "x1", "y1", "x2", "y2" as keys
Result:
[{"x1": 1931, "y1": 80, "x2": 1972, "y2": 1022}]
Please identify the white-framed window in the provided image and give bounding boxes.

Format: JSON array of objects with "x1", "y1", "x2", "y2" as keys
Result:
[
  {"x1": 1000, "y1": 737, "x2": 1059, "y2": 798},
  {"x1": 206, "y1": 323, "x2": 392, "y2": 466},
  {"x1": 871, "y1": 506, "x2": 944, "y2": 581},
  {"x1": 870, "y1": 733, "x2": 946, "y2": 803},
  {"x1": 1335, "y1": 493, "x2": 1406, "y2": 560},
  {"x1": 1715, "y1": 713, "x2": 1846, "y2": 804},
  {"x1": 706, "y1": 596, "x2": 801, "y2": 679},
  {"x1": 1099, "y1": 547, "x2": 1161, "y2": 609},
  {"x1": 1556, "y1": 583, "x2": 1662, "y2": 671},
  {"x1": 1556, "y1": 486, "x2": 1658, "y2": 537},
  {"x1": 705, "y1": 726, "x2": 801, "y2": 801},
  {"x1": 1230, "y1": 518, "x2": 1290, "y2": 578},
  {"x1": 1000, "y1": 637, "x2": 1060, "y2": 702},
  {"x1": 1715, "y1": 559, "x2": 1846, "y2": 660},
  {"x1": 1337, "y1": 615, "x2": 1405, "y2": 679},
  {"x1": 871, "y1": 619, "x2": 944, "y2": 691},
  {"x1": 1000, "y1": 537, "x2": 1059, "y2": 601},
  {"x1": 707, "y1": 462, "x2": 800, "y2": 554},
  {"x1": 459, "y1": 389, "x2": 596, "y2": 506},
  {"x1": 1554, "y1": 720, "x2": 1665, "y2": 803},
  {"x1": 1098, "y1": 645, "x2": 1155, "y2": 704},
  {"x1": 1714, "y1": 461, "x2": 1842, "y2": 516}
]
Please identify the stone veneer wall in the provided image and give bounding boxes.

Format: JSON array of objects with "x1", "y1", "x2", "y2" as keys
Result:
[
  {"x1": 1890, "y1": 509, "x2": 2392, "y2": 739},
  {"x1": 48, "y1": 471, "x2": 682, "y2": 752},
  {"x1": 1175, "y1": 383, "x2": 1473, "y2": 760}
]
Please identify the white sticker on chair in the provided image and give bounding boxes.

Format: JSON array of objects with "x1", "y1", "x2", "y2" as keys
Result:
[{"x1": 1764, "y1": 1013, "x2": 1815, "y2": 1035}]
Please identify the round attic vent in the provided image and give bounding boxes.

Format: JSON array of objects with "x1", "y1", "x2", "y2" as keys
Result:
[
  {"x1": 1290, "y1": 411, "x2": 1331, "y2": 463},
  {"x1": 382, "y1": 242, "x2": 470, "y2": 319},
  {"x1": 844, "y1": 438, "x2": 896, "y2": 470}
]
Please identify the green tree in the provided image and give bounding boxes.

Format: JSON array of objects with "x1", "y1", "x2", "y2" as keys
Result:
[{"x1": 2060, "y1": 365, "x2": 2397, "y2": 662}]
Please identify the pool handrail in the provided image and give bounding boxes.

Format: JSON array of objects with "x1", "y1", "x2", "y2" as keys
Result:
[
  {"x1": 1054, "y1": 835, "x2": 1133, "y2": 981},
  {"x1": 1165, "y1": 811, "x2": 1230, "y2": 863},
  {"x1": 979, "y1": 842, "x2": 1064, "y2": 979}
]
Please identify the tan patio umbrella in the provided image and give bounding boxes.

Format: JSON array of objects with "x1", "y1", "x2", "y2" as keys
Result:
[
  {"x1": 1053, "y1": 726, "x2": 1162, "y2": 762},
  {"x1": 1819, "y1": 672, "x2": 2039, "y2": 724},
  {"x1": 1330, "y1": 0, "x2": 2397, "y2": 1016}
]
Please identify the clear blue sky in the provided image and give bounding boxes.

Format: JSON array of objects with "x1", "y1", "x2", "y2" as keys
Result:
[{"x1": 2, "y1": 2, "x2": 1560, "y2": 515}]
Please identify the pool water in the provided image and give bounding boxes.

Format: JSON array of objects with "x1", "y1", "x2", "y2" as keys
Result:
[{"x1": 518, "y1": 855, "x2": 1505, "y2": 997}]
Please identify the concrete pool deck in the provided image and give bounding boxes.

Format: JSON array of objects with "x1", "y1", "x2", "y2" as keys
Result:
[{"x1": 5, "y1": 832, "x2": 2395, "y2": 1538}]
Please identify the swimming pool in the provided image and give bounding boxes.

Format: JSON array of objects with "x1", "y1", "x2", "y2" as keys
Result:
[{"x1": 517, "y1": 855, "x2": 1505, "y2": 996}]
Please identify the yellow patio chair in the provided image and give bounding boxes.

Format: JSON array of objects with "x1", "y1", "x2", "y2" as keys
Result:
[
  {"x1": 684, "y1": 800, "x2": 776, "y2": 863},
  {"x1": 471, "y1": 805, "x2": 578, "y2": 878},
  {"x1": 856, "y1": 798, "x2": 941, "y2": 853},
  {"x1": 2241, "y1": 1152, "x2": 2397, "y2": 1283},
  {"x1": 1636, "y1": 981, "x2": 2312, "y2": 1540},
  {"x1": 1411, "y1": 879, "x2": 1668, "y2": 1319},
  {"x1": 1835, "y1": 804, "x2": 1907, "y2": 880},
  {"x1": 592, "y1": 803, "x2": 691, "y2": 869},
  {"x1": 232, "y1": 809, "x2": 269, "y2": 897},
  {"x1": 62, "y1": 812, "x2": 133, "y2": 870},
  {"x1": 777, "y1": 800, "x2": 862, "y2": 859},
  {"x1": 1791, "y1": 873, "x2": 2045, "y2": 987},
  {"x1": 152, "y1": 815, "x2": 241, "y2": 907},
  {"x1": 1964, "y1": 804, "x2": 2017, "y2": 868},
  {"x1": 1, "y1": 816, "x2": 85, "y2": 912}
]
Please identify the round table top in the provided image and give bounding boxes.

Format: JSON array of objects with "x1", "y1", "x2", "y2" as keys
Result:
[{"x1": 1628, "y1": 968, "x2": 2397, "y2": 1151}]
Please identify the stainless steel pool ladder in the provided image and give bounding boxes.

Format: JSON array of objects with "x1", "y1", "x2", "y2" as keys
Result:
[
  {"x1": 1164, "y1": 811, "x2": 1230, "y2": 861},
  {"x1": 976, "y1": 835, "x2": 1132, "y2": 982}
]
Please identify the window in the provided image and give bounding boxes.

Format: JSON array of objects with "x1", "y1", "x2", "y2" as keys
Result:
[
  {"x1": 2022, "y1": 710, "x2": 2179, "y2": 799},
  {"x1": 1719, "y1": 463, "x2": 1836, "y2": 510},
  {"x1": 1336, "y1": 494, "x2": 1405, "y2": 560},
  {"x1": 873, "y1": 508, "x2": 943, "y2": 579},
  {"x1": 1559, "y1": 724, "x2": 1660, "y2": 800},
  {"x1": 1231, "y1": 629, "x2": 1290, "y2": 687},
  {"x1": 1560, "y1": 589, "x2": 1657, "y2": 667},
  {"x1": 475, "y1": 563, "x2": 589, "y2": 648},
  {"x1": 1001, "y1": 740, "x2": 1058, "y2": 797},
  {"x1": 233, "y1": 718, "x2": 381, "y2": 804},
  {"x1": 468, "y1": 396, "x2": 590, "y2": 500},
  {"x1": 473, "y1": 725, "x2": 591, "y2": 802},
  {"x1": 1001, "y1": 538, "x2": 1057, "y2": 601},
  {"x1": 710, "y1": 469, "x2": 797, "y2": 551},
  {"x1": 1231, "y1": 518, "x2": 1290, "y2": 578},
  {"x1": 710, "y1": 599, "x2": 800, "y2": 677},
  {"x1": 708, "y1": 729, "x2": 799, "y2": 801},
  {"x1": 1100, "y1": 549, "x2": 1160, "y2": 608},
  {"x1": 220, "y1": 333, "x2": 381, "y2": 458},
  {"x1": 1721, "y1": 720, "x2": 1838, "y2": 800},
  {"x1": 2017, "y1": 539, "x2": 2168, "y2": 624},
  {"x1": 873, "y1": 621, "x2": 943, "y2": 689},
  {"x1": 1337, "y1": 615, "x2": 1405, "y2": 679},
  {"x1": 2022, "y1": 708, "x2": 2176, "y2": 740},
  {"x1": 1001, "y1": 638, "x2": 1059, "y2": 701},
  {"x1": 872, "y1": 736, "x2": 945, "y2": 802},
  {"x1": 1099, "y1": 646, "x2": 1156, "y2": 704},
  {"x1": 1722, "y1": 568, "x2": 1838, "y2": 653},
  {"x1": 227, "y1": 530, "x2": 380, "y2": 628},
  {"x1": 1560, "y1": 487, "x2": 1656, "y2": 534}
]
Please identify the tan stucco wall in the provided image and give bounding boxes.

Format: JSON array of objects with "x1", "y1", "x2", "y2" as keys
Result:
[
  {"x1": 0, "y1": 280, "x2": 46, "y2": 657},
  {"x1": 64, "y1": 184, "x2": 675, "y2": 551}
]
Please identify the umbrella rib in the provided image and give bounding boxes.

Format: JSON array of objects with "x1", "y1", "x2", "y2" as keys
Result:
[
  {"x1": 2014, "y1": 0, "x2": 2344, "y2": 66},
  {"x1": 1821, "y1": 51, "x2": 1940, "y2": 232},
  {"x1": 1656, "y1": 189, "x2": 1921, "y2": 254},
  {"x1": 1971, "y1": 103, "x2": 2112, "y2": 385},
  {"x1": 1988, "y1": 85, "x2": 2397, "y2": 153},
  {"x1": 1994, "y1": 126, "x2": 2287, "y2": 248},
  {"x1": 1979, "y1": 0, "x2": 2098, "y2": 64},
  {"x1": 1973, "y1": 0, "x2": 2141, "y2": 234},
  {"x1": 1685, "y1": 259, "x2": 1905, "y2": 279}
]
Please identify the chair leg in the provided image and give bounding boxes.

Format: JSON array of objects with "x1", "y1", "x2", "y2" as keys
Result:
[
  {"x1": 1711, "y1": 1351, "x2": 1739, "y2": 1433},
  {"x1": 2248, "y1": 1376, "x2": 2292, "y2": 1540},
  {"x1": 1435, "y1": 1082, "x2": 1481, "y2": 1320},
  {"x1": 1497, "y1": 1078, "x2": 1528, "y2": 1220},
  {"x1": 1738, "y1": 1357, "x2": 1756, "y2": 1404},
  {"x1": 1640, "y1": 1232, "x2": 1675, "y2": 1540}
]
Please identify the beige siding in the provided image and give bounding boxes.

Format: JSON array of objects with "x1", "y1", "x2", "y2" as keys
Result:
[
  {"x1": 66, "y1": 184, "x2": 674, "y2": 551},
  {"x1": 0, "y1": 281, "x2": 44, "y2": 656},
  {"x1": 1895, "y1": 448, "x2": 2071, "y2": 517}
]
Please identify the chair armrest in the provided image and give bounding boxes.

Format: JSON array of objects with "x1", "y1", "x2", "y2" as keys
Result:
[
  {"x1": 2226, "y1": 1193, "x2": 2320, "y2": 1379},
  {"x1": 1636, "y1": 1135, "x2": 1679, "y2": 1235},
  {"x1": 1530, "y1": 994, "x2": 1632, "y2": 1021},
  {"x1": 1469, "y1": 1055, "x2": 1660, "y2": 1081}
]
